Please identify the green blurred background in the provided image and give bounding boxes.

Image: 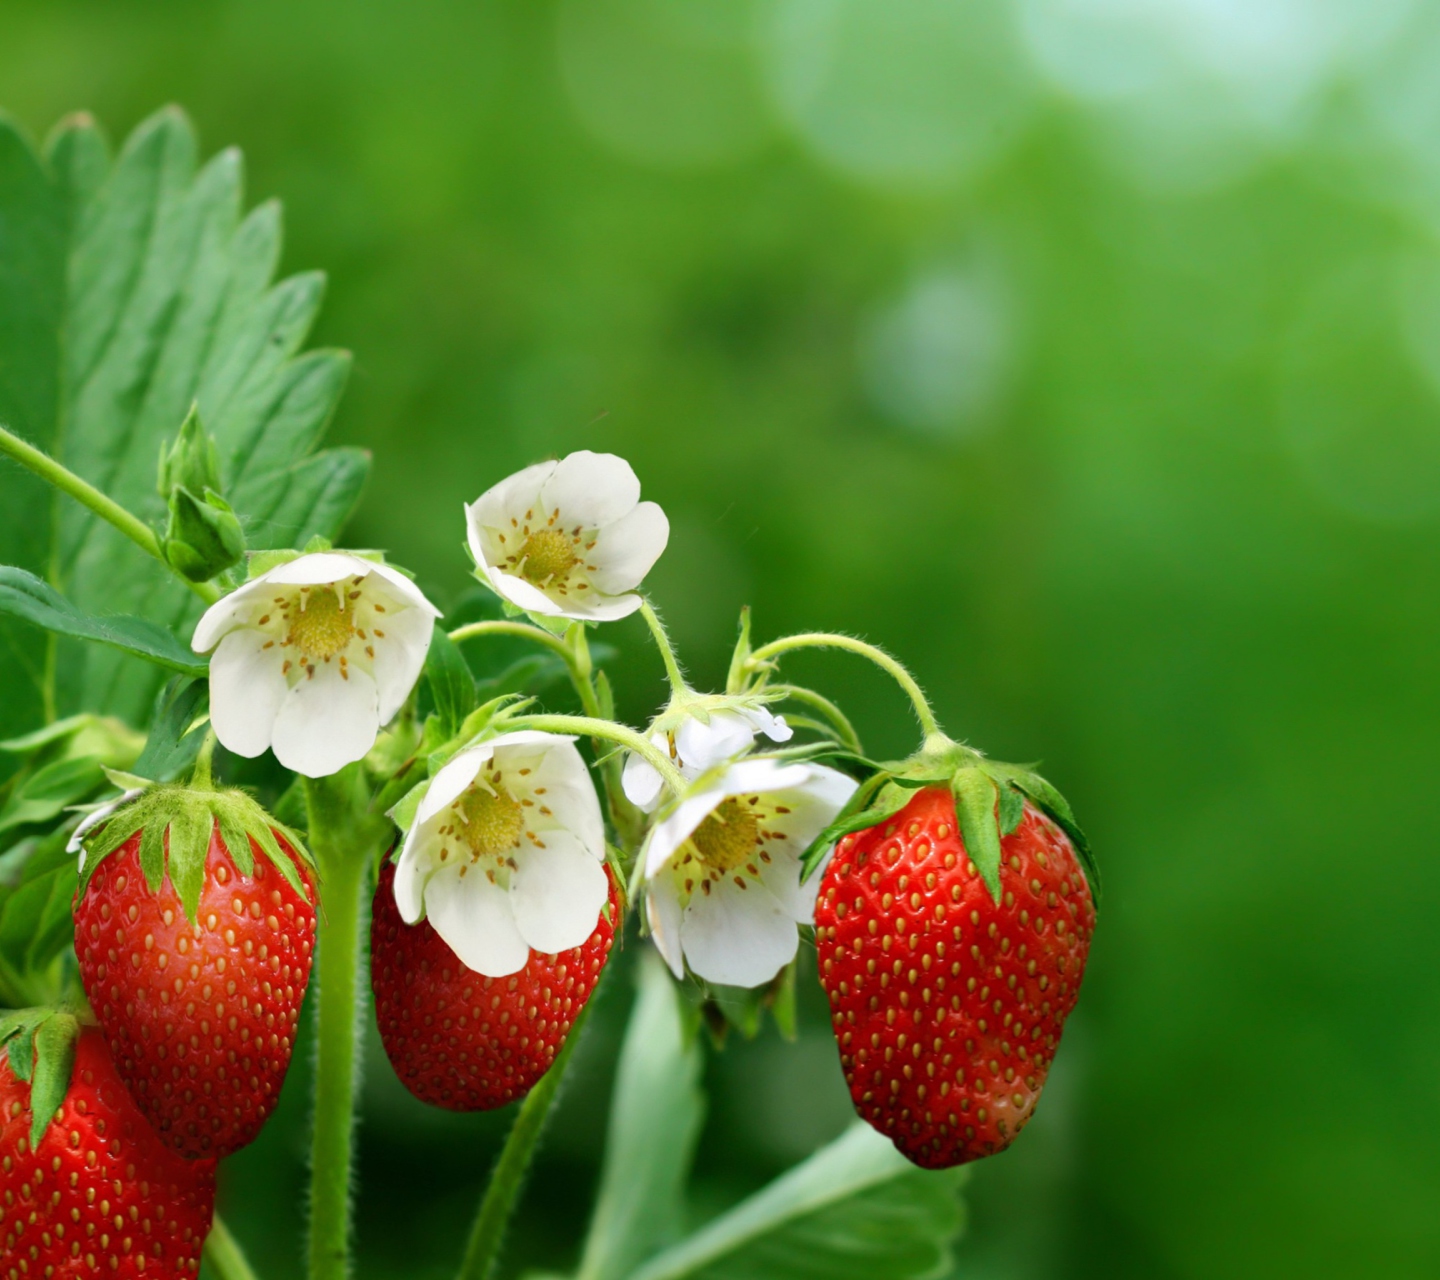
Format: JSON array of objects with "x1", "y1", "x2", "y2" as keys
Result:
[{"x1": 4, "y1": 0, "x2": 1439, "y2": 1275}]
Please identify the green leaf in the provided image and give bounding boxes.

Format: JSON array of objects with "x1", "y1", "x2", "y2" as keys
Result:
[
  {"x1": 629, "y1": 1124, "x2": 966, "y2": 1280},
  {"x1": 28, "y1": 1011, "x2": 78, "y2": 1149},
  {"x1": 0, "y1": 824, "x2": 82, "y2": 980},
  {"x1": 952, "y1": 768, "x2": 1002, "y2": 903},
  {"x1": 0, "y1": 566, "x2": 207, "y2": 675},
  {"x1": 577, "y1": 955, "x2": 706, "y2": 1280},
  {"x1": 0, "y1": 754, "x2": 104, "y2": 836},
  {"x1": 424, "y1": 623, "x2": 477, "y2": 741},
  {"x1": 130, "y1": 677, "x2": 207, "y2": 781},
  {"x1": 0, "y1": 108, "x2": 366, "y2": 736}
]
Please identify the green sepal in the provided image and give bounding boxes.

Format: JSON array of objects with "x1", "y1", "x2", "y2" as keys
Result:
[
  {"x1": 246, "y1": 548, "x2": 303, "y2": 579},
  {"x1": 76, "y1": 784, "x2": 316, "y2": 924},
  {"x1": 386, "y1": 781, "x2": 427, "y2": 835},
  {"x1": 29, "y1": 1013, "x2": 79, "y2": 1150},
  {"x1": 951, "y1": 767, "x2": 1003, "y2": 903},
  {"x1": 997, "y1": 780, "x2": 1025, "y2": 836},
  {"x1": 724, "y1": 605, "x2": 754, "y2": 695},
  {"x1": 799, "y1": 774, "x2": 915, "y2": 882},
  {"x1": 0, "y1": 1009, "x2": 80, "y2": 1148},
  {"x1": 595, "y1": 668, "x2": 617, "y2": 722},
  {"x1": 157, "y1": 402, "x2": 223, "y2": 497},
  {"x1": 137, "y1": 817, "x2": 166, "y2": 893},
  {"x1": 985, "y1": 761, "x2": 1101, "y2": 906}
]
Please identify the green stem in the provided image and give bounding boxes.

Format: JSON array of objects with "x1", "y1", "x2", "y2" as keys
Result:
[
  {"x1": 768, "y1": 684, "x2": 863, "y2": 754},
  {"x1": 638, "y1": 599, "x2": 688, "y2": 695},
  {"x1": 190, "y1": 729, "x2": 219, "y2": 790},
  {"x1": 746, "y1": 633, "x2": 941, "y2": 740},
  {"x1": 448, "y1": 619, "x2": 572, "y2": 663},
  {"x1": 0, "y1": 423, "x2": 220, "y2": 604},
  {"x1": 455, "y1": 993, "x2": 600, "y2": 1280},
  {"x1": 510, "y1": 713, "x2": 686, "y2": 795},
  {"x1": 303, "y1": 769, "x2": 387, "y2": 1280},
  {"x1": 204, "y1": 1215, "x2": 262, "y2": 1280}
]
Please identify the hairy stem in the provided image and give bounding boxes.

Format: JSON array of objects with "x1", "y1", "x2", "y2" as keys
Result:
[
  {"x1": 745, "y1": 633, "x2": 941, "y2": 740},
  {"x1": 768, "y1": 684, "x2": 864, "y2": 753},
  {"x1": 455, "y1": 994, "x2": 599, "y2": 1280},
  {"x1": 203, "y1": 1215, "x2": 262, "y2": 1280},
  {"x1": 0, "y1": 423, "x2": 219, "y2": 604},
  {"x1": 303, "y1": 769, "x2": 387, "y2": 1280},
  {"x1": 510, "y1": 713, "x2": 686, "y2": 794},
  {"x1": 638, "y1": 599, "x2": 688, "y2": 695},
  {"x1": 448, "y1": 619, "x2": 572, "y2": 664}
]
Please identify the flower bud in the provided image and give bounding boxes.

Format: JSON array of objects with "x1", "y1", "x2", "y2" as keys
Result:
[
  {"x1": 163, "y1": 486, "x2": 245, "y2": 582},
  {"x1": 157, "y1": 403, "x2": 223, "y2": 497}
]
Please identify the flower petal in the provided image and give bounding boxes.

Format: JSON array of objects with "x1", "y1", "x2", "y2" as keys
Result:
[
  {"x1": 675, "y1": 710, "x2": 757, "y2": 775},
  {"x1": 510, "y1": 832, "x2": 610, "y2": 955},
  {"x1": 763, "y1": 765, "x2": 860, "y2": 851},
  {"x1": 542, "y1": 590, "x2": 644, "y2": 622},
  {"x1": 743, "y1": 706, "x2": 793, "y2": 744},
  {"x1": 485, "y1": 568, "x2": 572, "y2": 617},
  {"x1": 681, "y1": 876, "x2": 797, "y2": 987},
  {"x1": 646, "y1": 876, "x2": 686, "y2": 979},
  {"x1": 586, "y1": 501, "x2": 669, "y2": 595},
  {"x1": 208, "y1": 629, "x2": 288, "y2": 759},
  {"x1": 755, "y1": 846, "x2": 814, "y2": 923},
  {"x1": 417, "y1": 745, "x2": 493, "y2": 825},
  {"x1": 621, "y1": 751, "x2": 665, "y2": 811},
  {"x1": 539, "y1": 451, "x2": 640, "y2": 529},
  {"x1": 365, "y1": 563, "x2": 443, "y2": 617},
  {"x1": 265, "y1": 552, "x2": 375, "y2": 586},
  {"x1": 191, "y1": 576, "x2": 275, "y2": 653},
  {"x1": 643, "y1": 786, "x2": 727, "y2": 879},
  {"x1": 392, "y1": 834, "x2": 430, "y2": 923},
  {"x1": 270, "y1": 662, "x2": 379, "y2": 778},
  {"x1": 467, "y1": 460, "x2": 557, "y2": 538},
  {"x1": 369, "y1": 602, "x2": 435, "y2": 723},
  {"x1": 425, "y1": 864, "x2": 531, "y2": 977},
  {"x1": 510, "y1": 737, "x2": 605, "y2": 857}
]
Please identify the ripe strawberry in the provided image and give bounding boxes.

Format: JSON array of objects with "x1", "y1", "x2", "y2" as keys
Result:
[
  {"x1": 1, "y1": 1016, "x2": 216, "y2": 1278},
  {"x1": 371, "y1": 861, "x2": 619, "y2": 1110},
  {"x1": 73, "y1": 784, "x2": 316, "y2": 1159},
  {"x1": 816, "y1": 785, "x2": 1095, "y2": 1169}
]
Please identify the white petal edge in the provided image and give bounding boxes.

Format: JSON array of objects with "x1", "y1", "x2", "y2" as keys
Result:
[
  {"x1": 622, "y1": 751, "x2": 665, "y2": 811},
  {"x1": 392, "y1": 832, "x2": 430, "y2": 923},
  {"x1": 270, "y1": 662, "x2": 379, "y2": 778},
  {"x1": 467, "y1": 460, "x2": 557, "y2": 540},
  {"x1": 586, "y1": 501, "x2": 670, "y2": 596},
  {"x1": 646, "y1": 877, "x2": 686, "y2": 979},
  {"x1": 424, "y1": 864, "x2": 531, "y2": 977},
  {"x1": 208, "y1": 629, "x2": 289, "y2": 759},
  {"x1": 369, "y1": 603, "x2": 436, "y2": 723},
  {"x1": 509, "y1": 832, "x2": 609, "y2": 955},
  {"x1": 417, "y1": 745, "x2": 494, "y2": 825},
  {"x1": 643, "y1": 786, "x2": 728, "y2": 879},
  {"x1": 265, "y1": 552, "x2": 376, "y2": 586},
  {"x1": 191, "y1": 576, "x2": 276, "y2": 654},
  {"x1": 680, "y1": 877, "x2": 798, "y2": 988},
  {"x1": 539, "y1": 451, "x2": 641, "y2": 529},
  {"x1": 674, "y1": 711, "x2": 757, "y2": 775}
]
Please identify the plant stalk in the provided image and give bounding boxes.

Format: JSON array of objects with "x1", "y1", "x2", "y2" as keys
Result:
[
  {"x1": 638, "y1": 599, "x2": 688, "y2": 695},
  {"x1": 455, "y1": 993, "x2": 600, "y2": 1280},
  {"x1": 203, "y1": 1215, "x2": 262, "y2": 1280},
  {"x1": 303, "y1": 770, "x2": 387, "y2": 1280},
  {"x1": 509, "y1": 713, "x2": 686, "y2": 794},
  {"x1": 0, "y1": 423, "x2": 219, "y2": 604},
  {"x1": 745, "y1": 633, "x2": 941, "y2": 740}
]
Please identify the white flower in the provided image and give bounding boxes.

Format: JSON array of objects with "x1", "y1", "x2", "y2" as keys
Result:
[
  {"x1": 621, "y1": 706, "x2": 793, "y2": 813},
  {"x1": 69, "y1": 789, "x2": 144, "y2": 868},
  {"x1": 641, "y1": 759, "x2": 857, "y2": 988},
  {"x1": 192, "y1": 552, "x2": 441, "y2": 779},
  {"x1": 393, "y1": 731, "x2": 609, "y2": 978},
  {"x1": 465, "y1": 450, "x2": 669, "y2": 622}
]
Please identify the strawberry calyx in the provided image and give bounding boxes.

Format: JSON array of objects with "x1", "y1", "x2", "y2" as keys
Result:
[
  {"x1": 75, "y1": 782, "x2": 314, "y2": 925},
  {"x1": 0, "y1": 1006, "x2": 83, "y2": 1148},
  {"x1": 799, "y1": 733, "x2": 1099, "y2": 908}
]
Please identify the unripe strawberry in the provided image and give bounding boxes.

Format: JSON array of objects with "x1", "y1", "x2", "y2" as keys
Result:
[
  {"x1": 73, "y1": 785, "x2": 316, "y2": 1158},
  {"x1": 371, "y1": 861, "x2": 619, "y2": 1110},
  {"x1": 816, "y1": 785, "x2": 1095, "y2": 1168},
  {"x1": 0, "y1": 1016, "x2": 216, "y2": 1277}
]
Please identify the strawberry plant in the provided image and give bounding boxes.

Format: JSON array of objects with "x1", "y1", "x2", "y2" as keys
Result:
[{"x1": 0, "y1": 107, "x2": 1096, "y2": 1280}]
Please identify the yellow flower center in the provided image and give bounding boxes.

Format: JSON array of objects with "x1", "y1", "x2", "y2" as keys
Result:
[
  {"x1": 519, "y1": 529, "x2": 578, "y2": 585},
  {"x1": 690, "y1": 799, "x2": 760, "y2": 873},
  {"x1": 455, "y1": 784, "x2": 525, "y2": 857},
  {"x1": 287, "y1": 590, "x2": 355, "y2": 661}
]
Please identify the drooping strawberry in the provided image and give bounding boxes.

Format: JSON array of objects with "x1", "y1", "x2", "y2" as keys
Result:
[
  {"x1": 73, "y1": 782, "x2": 316, "y2": 1159},
  {"x1": 371, "y1": 860, "x2": 619, "y2": 1110},
  {"x1": 813, "y1": 757, "x2": 1097, "y2": 1169},
  {"x1": 0, "y1": 1011, "x2": 216, "y2": 1277}
]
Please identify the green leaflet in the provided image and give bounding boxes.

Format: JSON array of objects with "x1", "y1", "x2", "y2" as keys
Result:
[
  {"x1": 627, "y1": 1124, "x2": 966, "y2": 1280},
  {"x1": 0, "y1": 755, "x2": 104, "y2": 836},
  {"x1": 0, "y1": 108, "x2": 366, "y2": 737},
  {"x1": 424, "y1": 623, "x2": 477, "y2": 741},
  {"x1": 0, "y1": 566, "x2": 208, "y2": 676},
  {"x1": 576, "y1": 956, "x2": 706, "y2": 1280}
]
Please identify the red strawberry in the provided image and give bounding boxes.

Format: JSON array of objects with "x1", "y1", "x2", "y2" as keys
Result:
[
  {"x1": 74, "y1": 785, "x2": 316, "y2": 1159},
  {"x1": 1, "y1": 1018, "x2": 216, "y2": 1278},
  {"x1": 815, "y1": 786, "x2": 1095, "y2": 1168},
  {"x1": 371, "y1": 860, "x2": 619, "y2": 1110}
]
